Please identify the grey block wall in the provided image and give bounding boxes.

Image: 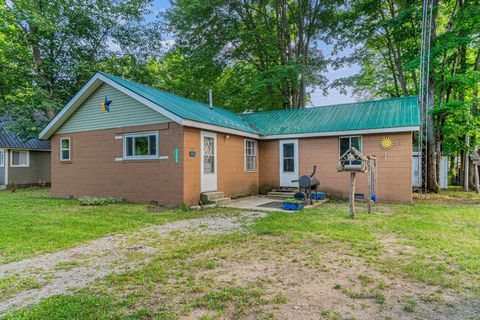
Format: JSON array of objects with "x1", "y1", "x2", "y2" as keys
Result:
[
  {"x1": 0, "y1": 162, "x2": 4, "y2": 185},
  {"x1": 8, "y1": 150, "x2": 51, "y2": 185}
]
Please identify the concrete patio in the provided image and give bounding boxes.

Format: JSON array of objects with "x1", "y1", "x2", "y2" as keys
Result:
[{"x1": 225, "y1": 196, "x2": 328, "y2": 212}]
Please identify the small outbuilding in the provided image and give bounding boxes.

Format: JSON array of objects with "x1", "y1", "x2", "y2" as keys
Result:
[
  {"x1": 39, "y1": 72, "x2": 420, "y2": 204},
  {"x1": 0, "y1": 121, "x2": 51, "y2": 188}
]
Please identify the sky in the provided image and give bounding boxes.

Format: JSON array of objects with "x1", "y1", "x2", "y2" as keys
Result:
[{"x1": 147, "y1": 0, "x2": 359, "y2": 107}]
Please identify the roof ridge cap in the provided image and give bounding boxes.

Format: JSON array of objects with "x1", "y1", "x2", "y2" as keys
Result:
[{"x1": 244, "y1": 96, "x2": 419, "y2": 116}]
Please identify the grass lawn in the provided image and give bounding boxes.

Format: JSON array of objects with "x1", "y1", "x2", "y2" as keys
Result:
[
  {"x1": 0, "y1": 188, "x2": 233, "y2": 264},
  {"x1": 2, "y1": 188, "x2": 480, "y2": 319}
]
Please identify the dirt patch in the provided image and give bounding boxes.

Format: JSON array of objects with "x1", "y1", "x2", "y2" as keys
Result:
[
  {"x1": 0, "y1": 212, "x2": 267, "y2": 315},
  {"x1": 380, "y1": 233, "x2": 418, "y2": 258},
  {"x1": 414, "y1": 191, "x2": 480, "y2": 205},
  {"x1": 192, "y1": 237, "x2": 480, "y2": 320}
]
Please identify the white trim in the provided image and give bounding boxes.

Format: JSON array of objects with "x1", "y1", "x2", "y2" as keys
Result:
[
  {"x1": 279, "y1": 139, "x2": 299, "y2": 187},
  {"x1": 244, "y1": 139, "x2": 257, "y2": 172},
  {"x1": 10, "y1": 150, "x2": 30, "y2": 167},
  {"x1": 338, "y1": 135, "x2": 363, "y2": 152},
  {"x1": 0, "y1": 149, "x2": 4, "y2": 168},
  {"x1": 4, "y1": 150, "x2": 8, "y2": 185},
  {"x1": 98, "y1": 74, "x2": 184, "y2": 124},
  {"x1": 181, "y1": 120, "x2": 260, "y2": 139},
  {"x1": 122, "y1": 131, "x2": 159, "y2": 160},
  {"x1": 339, "y1": 136, "x2": 363, "y2": 167},
  {"x1": 260, "y1": 126, "x2": 419, "y2": 140},
  {"x1": 39, "y1": 73, "x2": 183, "y2": 140},
  {"x1": 39, "y1": 75, "x2": 103, "y2": 139},
  {"x1": 60, "y1": 137, "x2": 71, "y2": 161},
  {"x1": 200, "y1": 131, "x2": 218, "y2": 192},
  {"x1": 3, "y1": 148, "x2": 50, "y2": 152}
]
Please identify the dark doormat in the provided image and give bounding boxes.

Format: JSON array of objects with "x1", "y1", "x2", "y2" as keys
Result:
[{"x1": 257, "y1": 201, "x2": 284, "y2": 209}]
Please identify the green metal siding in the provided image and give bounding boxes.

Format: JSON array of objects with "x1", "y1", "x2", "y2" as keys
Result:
[
  {"x1": 99, "y1": 73, "x2": 419, "y2": 136},
  {"x1": 57, "y1": 83, "x2": 170, "y2": 134},
  {"x1": 100, "y1": 72, "x2": 257, "y2": 134},
  {"x1": 242, "y1": 96, "x2": 420, "y2": 135}
]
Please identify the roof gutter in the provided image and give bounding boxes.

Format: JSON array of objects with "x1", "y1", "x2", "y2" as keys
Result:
[
  {"x1": 257, "y1": 126, "x2": 420, "y2": 140},
  {"x1": 181, "y1": 120, "x2": 260, "y2": 139},
  {"x1": 179, "y1": 122, "x2": 419, "y2": 140}
]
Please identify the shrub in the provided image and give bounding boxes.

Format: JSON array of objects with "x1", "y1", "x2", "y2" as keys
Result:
[{"x1": 78, "y1": 196, "x2": 125, "y2": 206}]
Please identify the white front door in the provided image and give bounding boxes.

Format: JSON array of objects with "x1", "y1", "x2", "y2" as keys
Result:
[
  {"x1": 201, "y1": 131, "x2": 217, "y2": 192},
  {"x1": 279, "y1": 140, "x2": 299, "y2": 187}
]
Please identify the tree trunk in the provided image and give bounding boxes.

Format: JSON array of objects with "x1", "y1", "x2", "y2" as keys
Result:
[
  {"x1": 473, "y1": 49, "x2": 480, "y2": 115},
  {"x1": 426, "y1": 77, "x2": 438, "y2": 192}
]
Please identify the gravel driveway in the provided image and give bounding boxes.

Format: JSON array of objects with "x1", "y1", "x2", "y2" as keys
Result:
[{"x1": 0, "y1": 211, "x2": 267, "y2": 315}]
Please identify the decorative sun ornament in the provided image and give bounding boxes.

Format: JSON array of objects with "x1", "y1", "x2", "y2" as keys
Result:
[{"x1": 380, "y1": 137, "x2": 394, "y2": 150}]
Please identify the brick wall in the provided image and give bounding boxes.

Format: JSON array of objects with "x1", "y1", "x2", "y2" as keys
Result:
[
  {"x1": 183, "y1": 128, "x2": 259, "y2": 205},
  {"x1": 258, "y1": 140, "x2": 279, "y2": 194},
  {"x1": 259, "y1": 132, "x2": 413, "y2": 202},
  {"x1": 51, "y1": 123, "x2": 413, "y2": 204},
  {"x1": 51, "y1": 123, "x2": 184, "y2": 204}
]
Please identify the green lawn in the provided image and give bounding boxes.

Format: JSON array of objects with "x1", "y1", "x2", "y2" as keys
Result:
[
  {"x1": 2, "y1": 188, "x2": 480, "y2": 319},
  {"x1": 0, "y1": 188, "x2": 229, "y2": 264}
]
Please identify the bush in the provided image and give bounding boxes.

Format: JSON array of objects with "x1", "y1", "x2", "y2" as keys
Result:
[{"x1": 78, "y1": 196, "x2": 125, "y2": 206}]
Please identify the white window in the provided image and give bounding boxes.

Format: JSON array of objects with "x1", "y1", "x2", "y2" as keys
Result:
[
  {"x1": 0, "y1": 149, "x2": 4, "y2": 167},
  {"x1": 244, "y1": 139, "x2": 257, "y2": 171},
  {"x1": 11, "y1": 150, "x2": 29, "y2": 167},
  {"x1": 339, "y1": 136, "x2": 362, "y2": 165},
  {"x1": 60, "y1": 138, "x2": 71, "y2": 161},
  {"x1": 123, "y1": 131, "x2": 158, "y2": 160}
]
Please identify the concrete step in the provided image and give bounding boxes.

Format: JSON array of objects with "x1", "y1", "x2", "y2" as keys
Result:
[
  {"x1": 267, "y1": 194, "x2": 294, "y2": 200},
  {"x1": 201, "y1": 191, "x2": 225, "y2": 202},
  {"x1": 267, "y1": 191, "x2": 296, "y2": 200},
  {"x1": 210, "y1": 197, "x2": 232, "y2": 206},
  {"x1": 267, "y1": 191, "x2": 296, "y2": 197},
  {"x1": 272, "y1": 188, "x2": 297, "y2": 192}
]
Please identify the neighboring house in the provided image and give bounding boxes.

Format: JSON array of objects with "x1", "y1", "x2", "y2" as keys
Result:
[
  {"x1": 0, "y1": 123, "x2": 51, "y2": 188},
  {"x1": 39, "y1": 72, "x2": 420, "y2": 204}
]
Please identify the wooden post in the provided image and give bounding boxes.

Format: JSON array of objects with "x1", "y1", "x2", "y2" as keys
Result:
[
  {"x1": 349, "y1": 172, "x2": 356, "y2": 219},
  {"x1": 367, "y1": 161, "x2": 373, "y2": 213},
  {"x1": 475, "y1": 164, "x2": 480, "y2": 194}
]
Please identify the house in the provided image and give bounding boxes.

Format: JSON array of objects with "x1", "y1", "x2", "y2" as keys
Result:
[
  {"x1": 0, "y1": 122, "x2": 51, "y2": 188},
  {"x1": 39, "y1": 72, "x2": 419, "y2": 204}
]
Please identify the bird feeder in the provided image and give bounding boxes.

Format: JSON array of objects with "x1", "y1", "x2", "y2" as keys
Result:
[{"x1": 338, "y1": 147, "x2": 376, "y2": 218}]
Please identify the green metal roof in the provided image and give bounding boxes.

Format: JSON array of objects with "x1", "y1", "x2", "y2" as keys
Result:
[
  {"x1": 99, "y1": 72, "x2": 257, "y2": 134},
  {"x1": 242, "y1": 97, "x2": 420, "y2": 135},
  {"x1": 100, "y1": 72, "x2": 419, "y2": 136}
]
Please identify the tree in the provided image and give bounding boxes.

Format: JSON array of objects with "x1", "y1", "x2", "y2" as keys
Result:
[
  {"x1": 330, "y1": 0, "x2": 480, "y2": 191},
  {"x1": 0, "y1": 0, "x2": 163, "y2": 138},
  {"x1": 165, "y1": 0, "x2": 334, "y2": 109}
]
